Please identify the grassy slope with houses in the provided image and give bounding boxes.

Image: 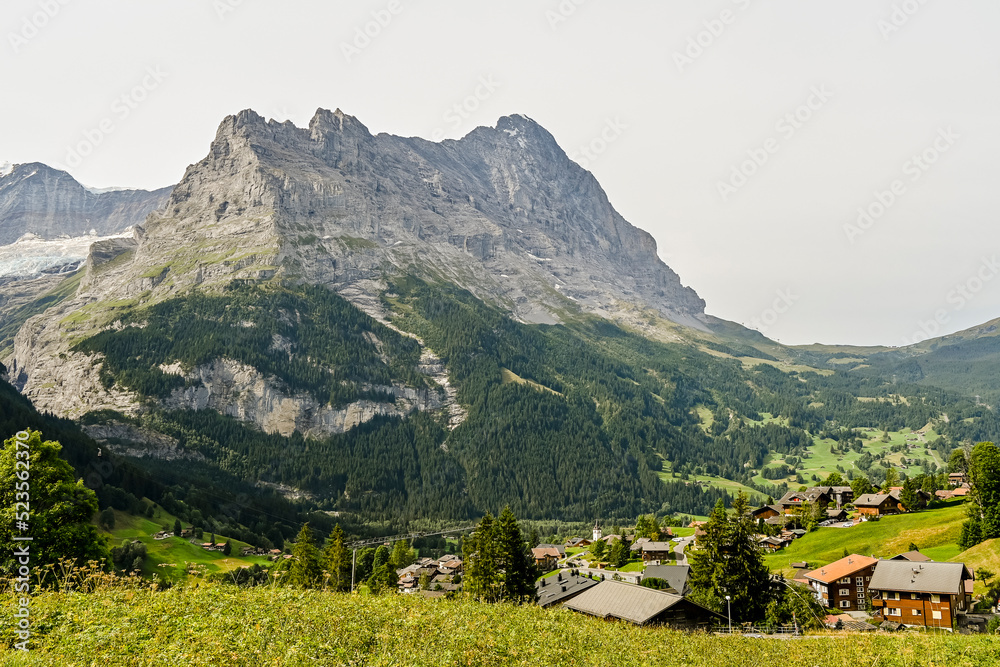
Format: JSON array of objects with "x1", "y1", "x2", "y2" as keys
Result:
[
  {"x1": 2, "y1": 587, "x2": 999, "y2": 666},
  {"x1": 764, "y1": 500, "x2": 1000, "y2": 596}
]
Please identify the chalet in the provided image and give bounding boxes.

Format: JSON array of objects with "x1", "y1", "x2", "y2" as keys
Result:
[
  {"x1": 532, "y1": 546, "x2": 562, "y2": 571},
  {"x1": 777, "y1": 487, "x2": 833, "y2": 514},
  {"x1": 868, "y1": 560, "x2": 974, "y2": 630},
  {"x1": 751, "y1": 504, "x2": 784, "y2": 521},
  {"x1": 630, "y1": 537, "x2": 650, "y2": 553},
  {"x1": 536, "y1": 573, "x2": 598, "y2": 608},
  {"x1": 804, "y1": 554, "x2": 879, "y2": 612},
  {"x1": 829, "y1": 486, "x2": 854, "y2": 509},
  {"x1": 853, "y1": 493, "x2": 899, "y2": 517},
  {"x1": 825, "y1": 508, "x2": 848, "y2": 522},
  {"x1": 935, "y1": 489, "x2": 955, "y2": 500},
  {"x1": 641, "y1": 564, "x2": 691, "y2": 595},
  {"x1": 888, "y1": 487, "x2": 931, "y2": 510},
  {"x1": 948, "y1": 472, "x2": 968, "y2": 487},
  {"x1": 951, "y1": 486, "x2": 970, "y2": 497},
  {"x1": 564, "y1": 537, "x2": 592, "y2": 548},
  {"x1": 758, "y1": 536, "x2": 791, "y2": 552},
  {"x1": 640, "y1": 542, "x2": 674, "y2": 563},
  {"x1": 562, "y1": 580, "x2": 725, "y2": 630}
]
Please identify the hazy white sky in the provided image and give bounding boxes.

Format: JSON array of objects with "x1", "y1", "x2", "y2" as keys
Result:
[{"x1": 3, "y1": 0, "x2": 998, "y2": 346}]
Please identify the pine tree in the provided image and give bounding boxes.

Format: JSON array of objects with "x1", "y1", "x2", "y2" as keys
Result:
[
  {"x1": 390, "y1": 539, "x2": 415, "y2": 570},
  {"x1": 222, "y1": 540, "x2": 231, "y2": 556},
  {"x1": 367, "y1": 545, "x2": 397, "y2": 594},
  {"x1": 689, "y1": 494, "x2": 776, "y2": 623},
  {"x1": 899, "y1": 477, "x2": 920, "y2": 512},
  {"x1": 882, "y1": 466, "x2": 900, "y2": 492},
  {"x1": 173, "y1": 518, "x2": 182, "y2": 537},
  {"x1": 464, "y1": 512, "x2": 499, "y2": 602},
  {"x1": 289, "y1": 523, "x2": 322, "y2": 588},
  {"x1": 321, "y1": 525, "x2": 351, "y2": 592},
  {"x1": 493, "y1": 506, "x2": 536, "y2": 603}
]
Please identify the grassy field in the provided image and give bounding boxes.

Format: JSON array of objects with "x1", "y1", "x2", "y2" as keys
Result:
[
  {"x1": 2, "y1": 586, "x2": 999, "y2": 666},
  {"x1": 102, "y1": 509, "x2": 272, "y2": 580},
  {"x1": 765, "y1": 502, "x2": 967, "y2": 577}
]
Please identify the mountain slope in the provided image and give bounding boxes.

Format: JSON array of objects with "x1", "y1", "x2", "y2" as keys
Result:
[{"x1": 0, "y1": 162, "x2": 172, "y2": 244}]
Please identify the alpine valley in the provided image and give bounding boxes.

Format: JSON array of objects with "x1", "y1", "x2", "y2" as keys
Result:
[{"x1": 3, "y1": 109, "x2": 999, "y2": 546}]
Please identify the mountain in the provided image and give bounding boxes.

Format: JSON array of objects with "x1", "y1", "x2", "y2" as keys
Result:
[
  {"x1": 4, "y1": 108, "x2": 997, "y2": 529},
  {"x1": 0, "y1": 162, "x2": 172, "y2": 244}
]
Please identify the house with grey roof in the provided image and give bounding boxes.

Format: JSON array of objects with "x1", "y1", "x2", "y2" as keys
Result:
[
  {"x1": 868, "y1": 560, "x2": 973, "y2": 630},
  {"x1": 562, "y1": 579, "x2": 724, "y2": 630}
]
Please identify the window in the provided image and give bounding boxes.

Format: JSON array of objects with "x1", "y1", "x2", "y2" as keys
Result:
[
  {"x1": 931, "y1": 594, "x2": 941, "y2": 603},
  {"x1": 888, "y1": 608, "x2": 901, "y2": 617},
  {"x1": 910, "y1": 593, "x2": 919, "y2": 600},
  {"x1": 839, "y1": 577, "x2": 850, "y2": 584},
  {"x1": 857, "y1": 586, "x2": 864, "y2": 593},
  {"x1": 890, "y1": 592, "x2": 900, "y2": 601},
  {"x1": 932, "y1": 611, "x2": 942, "y2": 620},
  {"x1": 840, "y1": 589, "x2": 850, "y2": 596},
  {"x1": 912, "y1": 609, "x2": 922, "y2": 616},
  {"x1": 856, "y1": 577, "x2": 864, "y2": 584},
  {"x1": 857, "y1": 592, "x2": 865, "y2": 599},
  {"x1": 840, "y1": 601, "x2": 851, "y2": 609}
]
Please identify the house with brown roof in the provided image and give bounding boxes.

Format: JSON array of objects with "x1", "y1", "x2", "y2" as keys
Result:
[
  {"x1": 868, "y1": 560, "x2": 973, "y2": 630},
  {"x1": 804, "y1": 554, "x2": 879, "y2": 612},
  {"x1": 751, "y1": 504, "x2": 784, "y2": 521},
  {"x1": 890, "y1": 550, "x2": 932, "y2": 563},
  {"x1": 531, "y1": 546, "x2": 562, "y2": 571},
  {"x1": 853, "y1": 493, "x2": 900, "y2": 517},
  {"x1": 777, "y1": 487, "x2": 833, "y2": 514}
]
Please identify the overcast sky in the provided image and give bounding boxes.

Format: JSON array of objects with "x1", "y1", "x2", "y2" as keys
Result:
[{"x1": 3, "y1": 0, "x2": 998, "y2": 346}]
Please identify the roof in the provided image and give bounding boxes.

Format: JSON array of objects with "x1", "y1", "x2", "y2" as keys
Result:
[
  {"x1": 532, "y1": 547, "x2": 562, "y2": 559},
  {"x1": 868, "y1": 560, "x2": 971, "y2": 595},
  {"x1": 778, "y1": 487, "x2": 832, "y2": 505},
  {"x1": 641, "y1": 565, "x2": 690, "y2": 595},
  {"x1": 854, "y1": 493, "x2": 895, "y2": 507},
  {"x1": 826, "y1": 508, "x2": 847, "y2": 517},
  {"x1": 805, "y1": 554, "x2": 879, "y2": 584},
  {"x1": 752, "y1": 504, "x2": 783, "y2": 515},
  {"x1": 890, "y1": 551, "x2": 932, "y2": 563},
  {"x1": 630, "y1": 537, "x2": 651, "y2": 551},
  {"x1": 641, "y1": 541, "x2": 674, "y2": 553},
  {"x1": 563, "y1": 580, "x2": 711, "y2": 626},
  {"x1": 535, "y1": 574, "x2": 599, "y2": 608}
]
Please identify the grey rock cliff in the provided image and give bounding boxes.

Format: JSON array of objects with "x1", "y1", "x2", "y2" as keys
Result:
[
  {"x1": 0, "y1": 163, "x2": 172, "y2": 244},
  {"x1": 9, "y1": 107, "x2": 707, "y2": 432}
]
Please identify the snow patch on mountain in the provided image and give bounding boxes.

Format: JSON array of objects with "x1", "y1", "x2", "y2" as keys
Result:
[{"x1": 0, "y1": 228, "x2": 133, "y2": 278}]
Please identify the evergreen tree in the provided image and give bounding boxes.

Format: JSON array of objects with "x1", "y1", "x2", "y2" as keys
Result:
[
  {"x1": 899, "y1": 477, "x2": 921, "y2": 512},
  {"x1": 0, "y1": 430, "x2": 109, "y2": 575},
  {"x1": 367, "y1": 545, "x2": 397, "y2": 594},
  {"x1": 850, "y1": 475, "x2": 874, "y2": 499},
  {"x1": 688, "y1": 494, "x2": 775, "y2": 623},
  {"x1": 173, "y1": 518, "x2": 182, "y2": 537},
  {"x1": 608, "y1": 537, "x2": 631, "y2": 568},
  {"x1": 465, "y1": 508, "x2": 535, "y2": 603},
  {"x1": 288, "y1": 523, "x2": 322, "y2": 588},
  {"x1": 390, "y1": 539, "x2": 416, "y2": 570},
  {"x1": 321, "y1": 525, "x2": 351, "y2": 592},
  {"x1": 961, "y1": 442, "x2": 1000, "y2": 548},
  {"x1": 590, "y1": 538, "x2": 607, "y2": 562},
  {"x1": 882, "y1": 466, "x2": 900, "y2": 492},
  {"x1": 222, "y1": 540, "x2": 231, "y2": 556}
]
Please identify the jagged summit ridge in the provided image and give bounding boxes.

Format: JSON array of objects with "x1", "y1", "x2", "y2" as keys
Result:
[{"x1": 170, "y1": 106, "x2": 706, "y2": 325}]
